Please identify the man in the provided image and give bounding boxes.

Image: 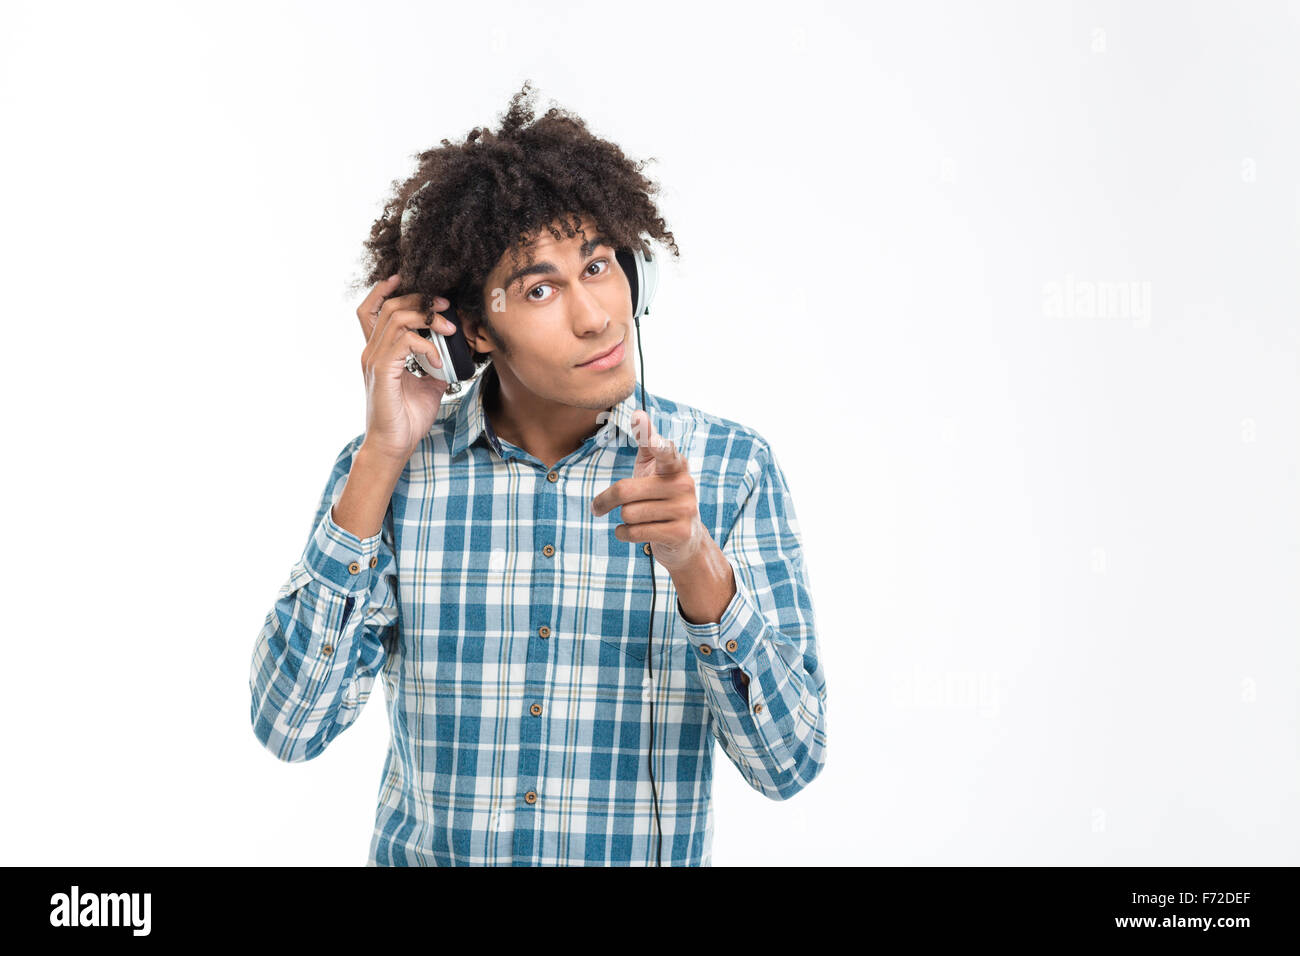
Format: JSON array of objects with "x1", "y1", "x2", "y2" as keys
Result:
[{"x1": 249, "y1": 82, "x2": 828, "y2": 865}]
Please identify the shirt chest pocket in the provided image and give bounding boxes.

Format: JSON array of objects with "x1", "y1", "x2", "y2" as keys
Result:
[
  {"x1": 422, "y1": 546, "x2": 523, "y2": 646},
  {"x1": 563, "y1": 549, "x2": 680, "y2": 667},
  {"x1": 461, "y1": 546, "x2": 516, "y2": 600}
]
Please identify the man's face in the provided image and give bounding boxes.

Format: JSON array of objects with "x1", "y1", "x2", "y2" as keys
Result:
[{"x1": 466, "y1": 216, "x2": 637, "y2": 411}]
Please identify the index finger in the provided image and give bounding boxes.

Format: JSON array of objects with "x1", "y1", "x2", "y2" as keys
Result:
[
  {"x1": 356, "y1": 274, "x2": 404, "y2": 338},
  {"x1": 634, "y1": 417, "x2": 686, "y2": 475},
  {"x1": 646, "y1": 435, "x2": 687, "y2": 473},
  {"x1": 356, "y1": 276, "x2": 448, "y2": 340}
]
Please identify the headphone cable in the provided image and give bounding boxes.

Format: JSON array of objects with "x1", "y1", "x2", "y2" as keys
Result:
[{"x1": 634, "y1": 312, "x2": 664, "y2": 868}]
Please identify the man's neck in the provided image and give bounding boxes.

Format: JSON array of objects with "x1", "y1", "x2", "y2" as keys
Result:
[{"x1": 483, "y1": 365, "x2": 605, "y2": 470}]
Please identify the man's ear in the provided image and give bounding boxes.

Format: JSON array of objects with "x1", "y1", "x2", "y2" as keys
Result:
[
  {"x1": 460, "y1": 311, "x2": 480, "y2": 349},
  {"x1": 459, "y1": 309, "x2": 491, "y2": 358}
]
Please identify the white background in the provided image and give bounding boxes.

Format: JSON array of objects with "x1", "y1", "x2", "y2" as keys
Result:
[{"x1": 1, "y1": 0, "x2": 1296, "y2": 866}]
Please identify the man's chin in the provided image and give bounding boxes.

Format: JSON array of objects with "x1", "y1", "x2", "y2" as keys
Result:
[{"x1": 569, "y1": 365, "x2": 638, "y2": 410}]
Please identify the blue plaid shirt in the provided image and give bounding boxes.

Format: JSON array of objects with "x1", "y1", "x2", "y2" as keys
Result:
[{"x1": 249, "y1": 364, "x2": 828, "y2": 865}]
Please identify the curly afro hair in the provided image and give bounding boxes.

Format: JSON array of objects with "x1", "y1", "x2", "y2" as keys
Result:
[{"x1": 348, "y1": 80, "x2": 680, "y2": 368}]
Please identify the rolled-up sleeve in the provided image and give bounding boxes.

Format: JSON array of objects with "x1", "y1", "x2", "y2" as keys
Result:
[
  {"x1": 249, "y1": 435, "x2": 400, "y2": 763},
  {"x1": 675, "y1": 439, "x2": 828, "y2": 800}
]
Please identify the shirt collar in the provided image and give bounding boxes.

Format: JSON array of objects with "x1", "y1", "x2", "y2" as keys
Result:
[{"x1": 449, "y1": 362, "x2": 649, "y2": 460}]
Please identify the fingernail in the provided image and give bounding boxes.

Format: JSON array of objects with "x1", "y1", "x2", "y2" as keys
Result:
[
  {"x1": 388, "y1": 273, "x2": 400, "y2": 282},
  {"x1": 436, "y1": 297, "x2": 449, "y2": 308}
]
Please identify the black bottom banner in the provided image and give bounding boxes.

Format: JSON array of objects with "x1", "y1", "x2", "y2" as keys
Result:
[{"x1": 3, "y1": 864, "x2": 1293, "y2": 941}]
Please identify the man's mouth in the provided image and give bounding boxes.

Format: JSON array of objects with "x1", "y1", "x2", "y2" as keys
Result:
[{"x1": 576, "y1": 337, "x2": 626, "y2": 369}]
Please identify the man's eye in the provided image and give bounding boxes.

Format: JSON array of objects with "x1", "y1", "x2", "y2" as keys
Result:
[{"x1": 525, "y1": 260, "x2": 608, "y2": 301}]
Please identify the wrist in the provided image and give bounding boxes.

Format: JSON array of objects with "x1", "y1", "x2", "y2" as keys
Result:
[
  {"x1": 331, "y1": 444, "x2": 405, "y2": 540},
  {"x1": 671, "y1": 534, "x2": 736, "y2": 626},
  {"x1": 356, "y1": 441, "x2": 411, "y2": 477}
]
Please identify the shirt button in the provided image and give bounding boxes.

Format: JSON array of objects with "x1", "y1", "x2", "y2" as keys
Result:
[
  {"x1": 538, "y1": 625, "x2": 551, "y2": 639},
  {"x1": 643, "y1": 542, "x2": 652, "y2": 555},
  {"x1": 530, "y1": 703, "x2": 542, "y2": 716},
  {"x1": 753, "y1": 703, "x2": 764, "y2": 714},
  {"x1": 369, "y1": 556, "x2": 378, "y2": 568},
  {"x1": 700, "y1": 644, "x2": 712, "y2": 656},
  {"x1": 321, "y1": 644, "x2": 333, "y2": 657},
  {"x1": 547, "y1": 471, "x2": 558, "y2": 483},
  {"x1": 725, "y1": 639, "x2": 738, "y2": 652},
  {"x1": 524, "y1": 790, "x2": 538, "y2": 804},
  {"x1": 348, "y1": 561, "x2": 361, "y2": 574},
  {"x1": 542, "y1": 544, "x2": 555, "y2": 557}
]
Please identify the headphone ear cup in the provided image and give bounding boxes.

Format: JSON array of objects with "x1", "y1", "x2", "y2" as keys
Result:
[
  {"x1": 617, "y1": 243, "x2": 660, "y2": 320},
  {"x1": 439, "y1": 302, "x2": 478, "y2": 381},
  {"x1": 636, "y1": 245, "x2": 659, "y2": 316},
  {"x1": 411, "y1": 301, "x2": 478, "y2": 385},
  {"x1": 616, "y1": 247, "x2": 642, "y2": 318}
]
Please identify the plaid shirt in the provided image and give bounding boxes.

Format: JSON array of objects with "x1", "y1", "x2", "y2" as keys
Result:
[{"x1": 249, "y1": 364, "x2": 828, "y2": 865}]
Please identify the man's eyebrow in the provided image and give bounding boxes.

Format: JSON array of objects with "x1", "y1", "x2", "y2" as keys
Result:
[
  {"x1": 580, "y1": 234, "x2": 613, "y2": 259},
  {"x1": 503, "y1": 235, "x2": 614, "y2": 292}
]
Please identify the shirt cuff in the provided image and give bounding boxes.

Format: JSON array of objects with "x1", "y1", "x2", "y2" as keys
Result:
[
  {"x1": 675, "y1": 570, "x2": 765, "y2": 673},
  {"x1": 302, "y1": 505, "x2": 384, "y2": 594}
]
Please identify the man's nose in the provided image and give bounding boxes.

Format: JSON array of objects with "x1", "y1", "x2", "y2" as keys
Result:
[{"x1": 569, "y1": 282, "x2": 610, "y2": 334}]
